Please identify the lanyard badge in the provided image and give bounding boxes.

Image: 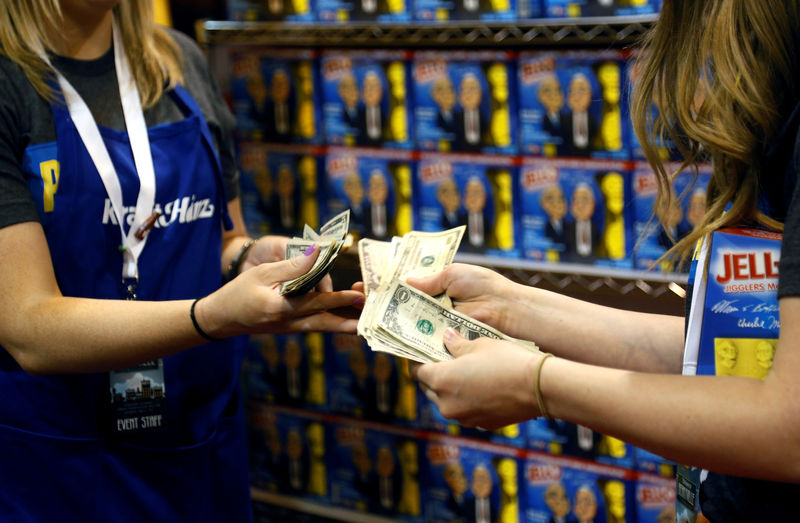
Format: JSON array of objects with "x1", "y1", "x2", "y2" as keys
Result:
[{"x1": 42, "y1": 18, "x2": 159, "y2": 300}]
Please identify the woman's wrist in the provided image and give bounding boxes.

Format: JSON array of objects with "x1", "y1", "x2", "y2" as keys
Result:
[{"x1": 225, "y1": 238, "x2": 257, "y2": 282}]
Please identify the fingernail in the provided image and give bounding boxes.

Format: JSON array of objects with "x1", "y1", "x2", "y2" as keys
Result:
[
  {"x1": 303, "y1": 244, "x2": 316, "y2": 256},
  {"x1": 353, "y1": 296, "x2": 365, "y2": 307},
  {"x1": 443, "y1": 327, "x2": 457, "y2": 341}
]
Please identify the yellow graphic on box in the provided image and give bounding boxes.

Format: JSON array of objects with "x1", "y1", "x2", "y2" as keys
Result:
[
  {"x1": 714, "y1": 338, "x2": 777, "y2": 379},
  {"x1": 40, "y1": 159, "x2": 60, "y2": 213}
]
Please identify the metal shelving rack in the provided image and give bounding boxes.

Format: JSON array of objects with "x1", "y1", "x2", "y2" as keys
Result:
[
  {"x1": 197, "y1": 14, "x2": 656, "y2": 48},
  {"x1": 199, "y1": 14, "x2": 685, "y2": 315}
]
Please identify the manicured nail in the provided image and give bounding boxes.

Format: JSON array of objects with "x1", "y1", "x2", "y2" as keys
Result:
[
  {"x1": 304, "y1": 244, "x2": 316, "y2": 256},
  {"x1": 443, "y1": 327, "x2": 457, "y2": 341},
  {"x1": 353, "y1": 296, "x2": 365, "y2": 307}
]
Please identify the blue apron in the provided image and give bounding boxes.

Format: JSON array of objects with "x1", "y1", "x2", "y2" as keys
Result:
[{"x1": 0, "y1": 84, "x2": 251, "y2": 522}]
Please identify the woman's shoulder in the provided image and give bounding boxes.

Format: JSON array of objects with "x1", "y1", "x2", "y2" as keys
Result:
[{"x1": 163, "y1": 28, "x2": 209, "y2": 76}]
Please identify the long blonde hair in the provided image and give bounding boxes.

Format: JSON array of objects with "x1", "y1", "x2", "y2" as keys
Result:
[
  {"x1": 0, "y1": 0, "x2": 183, "y2": 108},
  {"x1": 631, "y1": 0, "x2": 800, "y2": 262}
]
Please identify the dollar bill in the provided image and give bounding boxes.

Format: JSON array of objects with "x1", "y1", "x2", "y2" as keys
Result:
[
  {"x1": 371, "y1": 280, "x2": 522, "y2": 363},
  {"x1": 280, "y1": 210, "x2": 350, "y2": 296},
  {"x1": 358, "y1": 238, "x2": 392, "y2": 297},
  {"x1": 358, "y1": 227, "x2": 465, "y2": 342}
]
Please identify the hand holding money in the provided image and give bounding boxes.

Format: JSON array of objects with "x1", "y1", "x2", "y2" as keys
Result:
[
  {"x1": 357, "y1": 227, "x2": 539, "y2": 363},
  {"x1": 280, "y1": 210, "x2": 351, "y2": 296}
]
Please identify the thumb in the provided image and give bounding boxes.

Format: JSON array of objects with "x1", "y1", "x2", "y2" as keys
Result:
[
  {"x1": 265, "y1": 243, "x2": 320, "y2": 284},
  {"x1": 406, "y1": 270, "x2": 446, "y2": 297},
  {"x1": 442, "y1": 327, "x2": 469, "y2": 358}
]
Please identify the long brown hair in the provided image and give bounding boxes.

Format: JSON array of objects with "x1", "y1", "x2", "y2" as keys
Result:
[
  {"x1": 631, "y1": 0, "x2": 800, "y2": 262},
  {"x1": 0, "y1": 0, "x2": 183, "y2": 108}
]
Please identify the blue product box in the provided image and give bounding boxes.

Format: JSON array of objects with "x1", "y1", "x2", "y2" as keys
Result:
[
  {"x1": 416, "y1": 152, "x2": 520, "y2": 257},
  {"x1": 522, "y1": 453, "x2": 635, "y2": 523},
  {"x1": 238, "y1": 143, "x2": 324, "y2": 238},
  {"x1": 519, "y1": 158, "x2": 633, "y2": 267},
  {"x1": 243, "y1": 333, "x2": 325, "y2": 409},
  {"x1": 237, "y1": 142, "x2": 273, "y2": 238},
  {"x1": 422, "y1": 438, "x2": 521, "y2": 523},
  {"x1": 328, "y1": 422, "x2": 423, "y2": 519},
  {"x1": 635, "y1": 474, "x2": 676, "y2": 523},
  {"x1": 543, "y1": 0, "x2": 661, "y2": 17},
  {"x1": 527, "y1": 417, "x2": 569, "y2": 455},
  {"x1": 519, "y1": 50, "x2": 631, "y2": 159},
  {"x1": 247, "y1": 405, "x2": 329, "y2": 501},
  {"x1": 326, "y1": 333, "x2": 418, "y2": 423},
  {"x1": 324, "y1": 147, "x2": 415, "y2": 241},
  {"x1": 317, "y1": 0, "x2": 412, "y2": 22},
  {"x1": 229, "y1": 49, "x2": 321, "y2": 143},
  {"x1": 227, "y1": 0, "x2": 316, "y2": 20},
  {"x1": 413, "y1": 51, "x2": 518, "y2": 155},
  {"x1": 634, "y1": 446, "x2": 675, "y2": 478},
  {"x1": 321, "y1": 51, "x2": 413, "y2": 149},
  {"x1": 693, "y1": 227, "x2": 782, "y2": 377},
  {"x1": 631, "y1": 161, "x2": 711, "y2": 273},
  {"x1": 562, "y1": 422, "x2": 635, "y2": 469},
  {"x1": 413, "y1": 0, "x2": 539, "y2": 21}
]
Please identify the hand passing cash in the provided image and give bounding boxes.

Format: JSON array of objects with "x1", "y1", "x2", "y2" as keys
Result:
[
  {"x1": 280, "y1": 210, "x2": 351, "y2": 296},
  {"x1": 357, "y1": 227, "x2": 540, "y2": 363}
]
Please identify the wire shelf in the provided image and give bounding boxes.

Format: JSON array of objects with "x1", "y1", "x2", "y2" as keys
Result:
[{"x1": 197, "y1": 15, "x2": 656, "y2": 48}]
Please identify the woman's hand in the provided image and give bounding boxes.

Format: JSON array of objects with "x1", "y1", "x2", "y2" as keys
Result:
[
  {"x1": 241, "y1": 235, "x2": 333, "y2": 292},
  {"x1": 198, "y1": 245, "x2": 363, "y2": 337},
  {"x1": 411, "y1": 328, "x2": 544, "y2": 430},
  {"x1": 406, "y1": 263, "x2": 528, "y2": 339}
]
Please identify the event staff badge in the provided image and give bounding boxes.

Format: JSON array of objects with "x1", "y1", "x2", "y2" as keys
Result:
[{"x1": 109, "y1": 360, "x2": 167, "y2": 435}]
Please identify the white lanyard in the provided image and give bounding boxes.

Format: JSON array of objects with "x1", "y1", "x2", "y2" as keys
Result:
[
  {"x1": 682, "y1": 235, "x2": 710, "y2": 376},
  {"x1": 41, "y1": 18, "x2": 157, "y2": 286}
]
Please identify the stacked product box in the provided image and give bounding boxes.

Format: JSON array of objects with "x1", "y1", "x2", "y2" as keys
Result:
[
  {"x1": 323, "y1": 146, "x2": 415, "y2": 241},
  {"x1": 241, "y1": 332, "x2": 327, "y2": 410},
  {"x1": 519, "y1": 157, "x2": 634, "y2": 267},
  {"x1": 542, "y1": 0, "x2": 661, "y2": 18},
  {"x1": 227, "y1": 0, "x2": 317, "y2": 21},
  {"x1": 416, "y1": 152, "x2": 520, "y2": 257},
  {"x1": 518, "y1": 49, "x2": 631, "y2": 159},
  {"x1": 413, "y1": 0, "x2": 541, "y2": 21},
  {"x1": 321, "y1": 50, "x2": 413, "y2": 149},
  {"x1": 246, "y1": 405, "x2": 329, "y2": 502},
  {"x1": 238, "y1": 142, "x2": 324, "y2": 238},
  {"x1": 522, "y1": 452, "x2": 635, "y2": 523},
  {"x1": 631, "y1": 161, "x2": 712, "y2": 273},
  {"x1": 421, "y1": 437, "x2": 522, "y2": 522},
  {"x1": 413, "y1": 51, "x2": 519, "y2": 156},
  {"x1": 318, "y1": 0, "x2": 413, "y2": 22},
  {"x1": 634, "y1": 473, "x2": 677, "y2": 523},
  {"x1": 326, "y1": 333, "x2": 418, "y2": 424},
  {"x1": 229, "y1": 49, "x2": 321, "y2": 144},
  {"x1": 328, "y1": 421, "x2": 423, "y2": 520}
]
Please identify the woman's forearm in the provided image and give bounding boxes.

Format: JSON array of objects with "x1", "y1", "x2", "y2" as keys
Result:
[{"x1": 512, "y1": 284, "x2": 685, "y2": 373}]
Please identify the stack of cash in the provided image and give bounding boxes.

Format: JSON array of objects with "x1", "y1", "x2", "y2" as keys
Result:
[
  {"x1": 357, "y1": 227, "x2": 540, "y2": 363},
  {"x1": 280, "y1": 210, "x2": 351, "y2": 296}
]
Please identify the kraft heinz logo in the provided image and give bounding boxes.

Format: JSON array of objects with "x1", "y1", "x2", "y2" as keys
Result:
[
  {"x1": 413, "y1": 60, "x2": 447, "y2": 82},
  {"x1": 327, "y1": 155, "x2": 358, "y2": 178},
  {"x1": 323, "y1": 57, "x2": 352, "y2": 80},
  {"x1": 634, "y1": 172, "x2": 658, "y2": 196},
  {"x1": 526, "y1": 463, "x2": 562, "y2": 484},
  {"x1": 520, "y1": 57, "x2": 556, "y2": 85},
  {"x1": 426, "y1": 444, "x2": 460, "y2": 464},
  {"x1": 420, "y1": 161, "x2": 453, "y2": 185},
  {"x1": 521, "y1": 165, "x2": 558, "y2": 191},
  {"x1": 637, "y1": 484, "x2": 675, "y2": 507}
]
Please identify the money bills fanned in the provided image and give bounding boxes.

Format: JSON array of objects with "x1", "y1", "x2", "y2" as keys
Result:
[
  {"x1": 280, "y1": 210, "x2": 351, "y2": 296},
  {"x1": 357, "y1": 227, "x2": 540, "y2": 363}
]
